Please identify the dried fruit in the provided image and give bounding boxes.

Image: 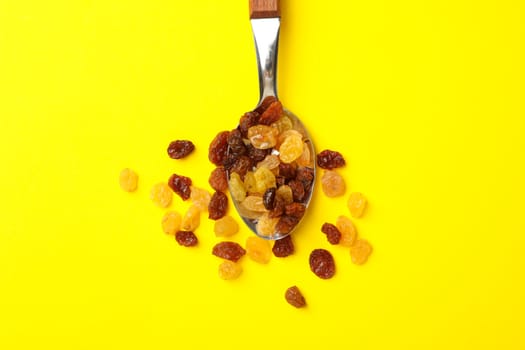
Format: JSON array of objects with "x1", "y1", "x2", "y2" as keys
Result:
[
  {"x1": 190, "y1": 186, "x2": 211, "y2": 211},
  {"x1": 246, "y1": 144, "x2": 270, "y2": 164},
  {"x1": 317, "y1": 149, "x2": 346, "y2": 169},
  {"x1": 209, "y1": 167, "x2": 229, "y2": 192},
  {"x1": 285, "y1": 286, "x2": 306, "y2": 308},
  {"x1": 150, "y1": 182, "x2": 173, "y2": 208},
  {"x1": 278, "y1": 163, "x2": 297, "y2": 180},
  {"x1": 229, "y1": 155, "x2": 253, "y2": 178},
  {"x1": 348, "y1": 192, "x2": 367, "y2": 218},
  {"x1": 336, "y1": 215, "x2": 357, "y2": 247},
  {"x1": 288, "y1": 180, "x2": 305, "y2": 202},
  {"x1": 246, "y1": 236, "x2": 272, "y2": 264},
  {"x1": 239, "y1": 111, "x2": 260, "y2": 137},
  {"x1": 259, "y1": 100, "x2": 283, "y2": 125},
  {"x1": 272, "y1": 235, "x2": 294, "y2": 257},
  {"x1": 271, "y1": 116, "x2": 293, "y2": 134},
  {"x1": 275, "y1": 215, "x2": 299, "y2": 235},
  {"x1": 285, "y1": 203, "x2": 306, "y2": 219},
  {"x1": 161, "y1": 211, "x2": 182, "y2": 235},
  {"x1": 119, "y1": 168, "x2": 138, "y2": 192},
  {"x1": 256, "y1": 154, "x2": 280, "y2": 171},
  {"x1": 296, "y1": 167, "x2": 315, "y2": 192},
  {"x1": 212, "y1": 241, "x2": 246, "y2": 262},
  {"x1": 228, "y1": 172, "x2": 246, "y2": 202},
  {"x1": 256, "y1": 212, "x2": 280, "y2": 237},
  {"x1": 309, "y1": 249, "x2": 335, "y2": 279},
  {"x1": 167, "y1": 140, "x2": 195, "y2": 159},
  {"x1": 214, "y1": 215, "x2": 239, "y2": 237},
  {"x1": 168, "y1": 173, "x2": 192, "y2": 201},
  {"x1": 209, "y1": 131, "x2": 230, "y2": 166},
  {"x1": 254, "y1": 95, "x2": 277, "y2": 114},
  {"x1": 279, "y1": 133, "x2": 304, "y2": 163},
  {"x1": 350, "y1": 239, "x2": 372, "y2": 265},
  {"x1": 275, "y1": 185, "x2": 294, "y2": 204},
  {"x1": 321, "y1": 223, "x2": 341, "y2": 245},
  {"x1": 296, "y1": 142, "x2": 312, "y2": 167},
  {"x1": 253, "y1": 166, "x2": 276, "y2": 193},
  {"x1": 227, "y1": 129, "x2": 247, "y2": 157},
  {"x1": 241, "y1": 195, "x2": 267, "y2": 212},
  {"x1": 175, "y1": 230, "x2": 198, "y2": 247},
  {"x1": 321, "y1": 170, "x2": 346, "y2": 197},
  {"x1": 262, "y1": 187, "x2": 277, "y2": 210},
  {"x1": 247, "y1": 125, "x2": 278, "y2": 149},
  {"x1": 208, "y1": 191, "x2": 228, "y2": 220},
  {"x1": 243, "y1": 171, "x2": 258, "y2": 194},
  {"x1": 218, "y1": 260, "x2": 243, "y2": 280},
  {"x1": 181, "y1": 205, "x2": 201, "y2": 231}
]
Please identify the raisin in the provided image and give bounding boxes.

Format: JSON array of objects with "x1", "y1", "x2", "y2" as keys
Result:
[
  {"x1": 275, "y1": 215, "x2": 299, "y2": 235},
  {"x1": 209, "y1": 131, "x2": 230, "y2": 166},
  {"x1": 276, "y1": 185, "x2": 293, "y2": 204},
  {"x1": 336, "y1": 215, "x2": 357, "y2": 247},
  {"x1": 227, "y1": 129, "x2": 247, "y2": 157},
  {"x1": 167, "y1": 140, "x2": 195, "y2": 159},
  {"x1": 285, "y1": 202, "x2": 305, "y2": 219},
  {"x1": 296, "y1": 167, "x2": 314, "y2": 186},
  {"x1": 189, "y1": 186, "x2": 211, "y2": 211},
  {"x1": 321, "y1": 223, "x2": 341, "y2": 245},
  {"x1": 243, "y1": 171, "x2": 257, "y2": 194},
  {"x1": 317, "y1": 149, "x2": 346, "y2": 170},
  {"x1": 212, "y1": 241, "x2": 246, "y2": 262},
  {"x1": 253, "y1": 166, "x2": 276, "y2": 193},
  {"x1": 246, "y1": 236, "x2": 272, "y2": 264},
  {"x1": 288, "y1": 180, "x2": 305, "y2": 202},
  {"x1": 239, "y1": 111, "x2": 260, "y2": 137},
  {"x1": 248, "y1": 125, "x2": 278, "y2": 149},
  {"x1": 209, "y1": 167, "x2": 229, "y2": 192},
  {"x1": 275, "y1": 175, "x2": 286, "y2": 187},
  {"x1": 309, "y1": 249, "x2": 335, "y2": 279},
  {"x1": 268, "y1": 196, "x2": 285, "y2": 218},
  {"x1": 214, "y1": 215, "x2": 239, "y2": 237},
  {"x1": 256, "y1": 154, "x2": 280, "y2": 171},
  {"x1": 208, "y1": 191, "x2": 228, "y2": 220},
  {"x1": 272, "y1": 235, "x2": 294, "y2": 257},
  {"x1": 350, "y1": 239, "x2": 372, "y2": 265},
  {"x1": 285, "y1": 286, "x2": 306, "y2": 308},
  {"x1": 175, "y1": 230, "x2": 198, "y2": 247},
  {"x1": 246, "y1": 144, "x2": 271, "y2": 164},
  {"x1": 228, "y1": 172, "x2": 246, "y2": 202},
  {"x1": 279, "y1": 133, "x2": 304, "y2": 163},
  {"x1": 150, "y1": 182, "x2": 173, "y2": 208},
  {"x1": 296, "y1": 142, "x2": 312, "y2": 167},
  {"x1": 262, "y1": 187, "x2": 277, "y2": 210},
  {"x1": 256, "y1": 213, "x2": 280, "y2": 237},
  {"x1": 348, "y1": 192, "x2": 367, "y2": 218},
  {"x1": 278, "y1": 163, "x2": 297, "y2": 180},
  {"x1": 321, "y1": 170, "x2": 346, "y2": 198},
  {"x1": 271, "y1": 115, "x2": 293, "y2": 133},
  {"x1": 241, "y1": 195, "x2": 267, "y2": 212},
  {"x1": 119, "y1": 168, "x2": 138, "y2": 192},
  {"x1": 181, "y1": 205, "x2": 201, "y2": 231},
  {"x1": 254, "y1": 96, "x2": 277, "y2": 114},
  {"x1": 258, "y1": 100, "x2": 283, "y2": 125},
  {"x1": 229, "y1": 155, "x2": 253, "y2": 179},
  {"x1": 218, "y1": 260, "x2": 243, "y2": 280},
  {"x1": 167, "y1": 173, "x2": 192, "y2": 201},
  {"x1": 161, "y1": 211, "x2": 181, "y2": 235}
]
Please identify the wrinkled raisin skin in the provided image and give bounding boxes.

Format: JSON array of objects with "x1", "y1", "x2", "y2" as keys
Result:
[
  {"x1": 285, "y1": 203, "x2": 306, "y2": 219},
  {"x1": 317, "y1": 149, "x2": 346, "y2": 170},
  {"x1": 209, "y1": 167, "x2": 229, "y2": 192},
  {"x1": 229, "y1": 156, "x2": 253, "y2": 179},
  {"x1": 309, "y1": 249, "x2": 335, "y2": 279},
  {"x1": 321, "y1": 223, "x2": 342, "y2": 245},
  {"x1": 272, "y1": 235, "x2": 294, "y2": 257},
  {"x1": 259, "y1": 100, "x2": 283, "y2": 125},
  {"x1": 285, "y1": 286, "x2": 306, "y2": 308},
  {"x1": 288, "y1": 180, "x2": 306, "y2": 202},
  {"x1": 209, "y1": 131, "x2": 230, "y2": 166},
  {"x1": 208, "y1": 191, "x2": 228, "y2": 220},
  {"x1": 239, "y1": 112, "x2": 260, "y2": 137},
  {"x1": 168, "y1": 174, "x2": 192, "y2": 201},
  {"x1": 247, "y1": 144, "x2": 271, "y2": 164},
  {"x1": 275, "y1": 215, "x2": 299, "y2": 234},
  {"x1": 167, "y1": 140, "x2": 195, "y2": 159},
  {"x1": 212, "y1": 241, "x2": 246, "y2": 262},
  {"x1": 262, "y1": 187, "x2": 277, "y2": 210},
  {"x1": 227, "y1": 129, "x2": 247, "y2": 157},
  {"x1": 175, "y1": 231, "x2": 198, "y2": 247},
  {"x1": 279, "y1": 163, "x2": 297, "y2": 180},
  {"x1": 254, "y1": 96, "x2": 277, "y2": 115}
]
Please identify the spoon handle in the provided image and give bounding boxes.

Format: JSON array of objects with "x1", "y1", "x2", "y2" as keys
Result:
[{"x1": 249, "y1": 0, "x2": 280, "y2": 19}]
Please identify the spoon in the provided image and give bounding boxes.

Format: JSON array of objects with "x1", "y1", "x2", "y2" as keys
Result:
[{"x1": 227, "y1": 0, "x2": 316, "y2": 240}]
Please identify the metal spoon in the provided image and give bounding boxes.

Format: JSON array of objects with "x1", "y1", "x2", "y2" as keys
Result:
[{"x1": 228, "y1": 0, "x2": 316, "y2": 240}]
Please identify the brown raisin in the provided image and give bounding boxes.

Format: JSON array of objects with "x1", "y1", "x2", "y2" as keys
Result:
[
  {"x1": 254, "y1": 96, "x2": 277, "y2": 114},
  {"x1": 285, "y1": 202, "x2": 306, "y2": 219},
  {"x1": 212, "y1": 241, "x2": 246, "y2": 262},
  {"x1": 175, "y1": 230, "x2": 198, "y2": 247},
  {"x1": 208, "y1": 191, "x2": 228, "y2": 220},
  {"x1": 278, "y1": 163, "x2": 297, "y2": 180},
  {"x1": 167, "y1": 140, "x2": 195, "y2": 159},
  {"x1": 259, "y1": 100, "x2": 283, "y2": 125},
  {"x1": 239, "y1": 111, "x2": 260, "y2": 137},
  {"x1": 268, "y1": 196, "x2": 285, "y2": 218},
  {"x1": 321, "y1": 223, "x2": 341, "y2": 245},
  {"x1": 272, "y1": 235, "x2": 294, "y2": 257},
  {"x1": 296, "y1": 166, "x2": 315, "y2": 194},
  {"x1": 209, "y1": 131, "x2": 230, "y2": 166},
  {"x1": 309, "y1": 249, "x2": 335, "y2": 279},
  {"x1": 317, "y1": 149, "x2": 346, "y2": 170},
  {"x1": 229, "y1": 155, "x2": 253, "y2": 179},
  {"x1": 262, "y1": 187, "x2": 277, "y2": 210},
  {"x1": 227, "y1": 129, "x2": 247, "y2": 157},
  {"x1": 168, "y1": 173, "x2": 192, "y2": 201},
  {"x1": 275, "y1": 175, "x2": 286, "y2": 187},
  {"x1": 209, "y1": 167, "x2": 229, "y2": 192},
  {"x1": 275, "y1": 215, "x2": 299, "y2": 235},
  {"x1": 285, "y1": 286, "x2": 306, "y2": 308},
  {"x1": 288, "y1": 180, "x2": 305, "y2": 202},
  {"x1": 247, "y1": 144, "x2": 271, "y2": 164}
]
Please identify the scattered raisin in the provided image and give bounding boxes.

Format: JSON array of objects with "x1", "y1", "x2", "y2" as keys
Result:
[
  {"x1": 246, "y1": 236, "x2": 272, "y2": 264},
  {"x1": 181, "y1": 205, "x2": 201, "y2": 231},
  {"x1": 258, "y1": 100, "x2": 283, "y2": 125},
  {"x1": 161, "y1": 211, "x2": 182, "y2": 235},
  {"x1": 272, "y1": 235, "x2": 294, "y2": 257},
  {"x1": 209, "y1": 167, "x2": 229, "y2": 192},
  {"x1": 348, "y1": 192, "x2": 367, "y2": 218},
  {"x1": 309, "y1": 249, "x2": 335, "y2": 279},
  {"x1": 208, "y1": 131, "x2": 230, "y2": 166},
  {"x1": 321, "y1": 223, "x2": 341, "y2": 245},
  {"x1": 214, "y1": 215, "x2": 239, "y2": 237},
  {"x1": 262, "y1": 187, "x2": 277, "y2": 210},
  {"x1": 189, "y1": 186, "x2": 211, "y2": 212},
  {"x1": 285, "y1": 286, "x2": 306, "y2": 308},
  {"x1": 336, "y1": 215, "x2": 357, "y2": 247},
  {"x1": 150, "y1": 182, "x2": 173, "y2": 208},
  {"x1": 288, "y1": 180, "x2": 305, "y2": 202},
  {"x1": 167, "y1": 140, "x2": 195, "y2": 159},
  {"x1": 321, "y1": 170, "x2": 346, "y2": 197},
  {"x1": 208, "y1": 191, "x2": 228, "y2": 220},
  {"x1": 218, "y1": 260, "x2": 243, "y2": 280},
  {"x1": 168, "y1": 173, "x2": 192, "y2": 201},
  {"x1": 350, "y1": 239, "x2": 372, "y2": 265},
  {"x1": 175, "y1": 230, "x2": 198, "y2": 247},
  {"x1": 119, "y1": 168, "x2": 138, "y2": 192},
  {"x1": 317, "y1": 149, "x2": 346, "y2": 170},
  {"x1": 212, "y1": 241, "x2": 246, "y2": 262}
]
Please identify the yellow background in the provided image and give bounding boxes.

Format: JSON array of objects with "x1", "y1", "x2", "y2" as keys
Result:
[{"x1": 1, "y1": 0, "x2": 524, "y2": 348}]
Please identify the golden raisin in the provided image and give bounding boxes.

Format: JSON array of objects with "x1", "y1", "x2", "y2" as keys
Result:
[
  {"x1": 218, "y1": 260, "x2": 243, "y2": 280},
  {"x1": 254, "y1": 166, "x2": 276, "y2": 193},
  {"x1": 214, "y1": 215, "x2": 239, "y2": 237},
  {"x1": 161, "y1": 211, "x2": 182, "y2": 235},
  {"x1": 243, "y1": 171, "x2": 258, "y2": 194},
  {"x1": 296, "y1": 142, "x2": 312, "y2": 167},
  {"x1": 256, "y1": 212, "x2": 280, "y2": 237},
  {"x1": 150, "y1": 182, "x2": 173, "y2": 208},
  {"x1": 228, "y1": 172, "x2": 247, "y2": 202},
  {"x1": 190, "y1": 186, "x2": 211, "y2": 212},
  {"x1": 350, "y1": 239, "x2": 372, "y2": 265},
  {"x1": 247, "y1": 125, "x2": 278, "y2": 149},
  {"x1": 241, "y1": 195, "x2": 267, "y2": 212},
  {"x1": 256, "y1": 154, "x2": 280, "y2": 171},
  {"x1": 321, "y1": 170, "x2": 346, "y2": 197},
  {"x1": 348, "y1": 192, "x2": 367, "y2": 218},
  {"x1": 246, "y1": 236, "x2": 272, "y2": 264},
  {"x1": 336, "y1": 215, "x2": 357, "y2": 247},
  {"x1": 276, "y1": 185, "x2": 294, "y2": 204},
  {"x1": 271, "y1": 115, "x2": 293, "y2": 133},
  {"x1": 119, "y1": 168, "x2": 138, "y2": 192},
  {"x1": 181, "y1": 205, "x2": 201, "y2": 231},
  {"x1": 279, "y1": 133, "x2": 304, "y2": 164}
]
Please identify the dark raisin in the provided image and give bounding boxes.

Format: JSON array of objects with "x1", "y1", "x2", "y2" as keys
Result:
[
  {"x1": 268, "y1": 196, "x2": 285, "y2": 218},
  {"x1": 275, "y1": 215, "x2": 299, "y2": 235},
  {"x1": 296, "y1": 167, "x2": 314, "y2": 185},
  {"x1": 272, "y1": 235, "x2": 294, "y2": 257},
  {"x1": 227, "y1": 129, "x2": 247, "y2": 157},
  {"x1": 212, "y1": 241, "x2": 246, "y2": 262},
  {"x1": 262, "y1": 187, "x2": 277, "y2": 210},
  {"x1": 285, "y1": 286, "x2": 306, "y2": 308},
  {"x1": 285, "y1": 202, "x2": 306, "y2": 219},
  {"x1": 168, "y1": 173, "x2": 192, "y2": 201},
  {"x1": 309, "y1": 249, "x2": 335, "y2": 279},
  {"x1": 279, "y1": 163, "x2": 297, "y2": 180},
  {"x1": 259, "y1": 100, "x2": 283, "y2": 125},
  {"x1": 239, "y1": 111, "x2": 259, "y2": 137},
  {"x1": 254, "y1": 96, "x2": 277, "y2": 115},
  {"x1": 229, "y1": 155, "x2": 253, "y2": 179},
  {"x1": 208, "y1": 131, "x2": 230, "y2": 166},
  {"x1": 209, "y1": 167, "x2": 229, "y2": 192},
  {"x1": 167, "y1": 140, "x2": 195, "y2": 159},
  {"x1": 316, "y1": 149, "x2": 346, "y2": 170},
  {"x1": 208, "y1": 191, "x2": 228, "y2": 220},
  {"x1": 275, "y1": 175, "x2": 286, "y2": 187},
  {"x1": 246, "y1": 144, "x2": 270, "y2": 164},
  {"x1": 288, "y1": 180, "x2": 305, "y2": 202},
  {"x1": 321, "y1": 223, "x2": 341, "y2": 245},
  {"x1": 175, "y1": 230, "x2": 198, "y2": 247}
]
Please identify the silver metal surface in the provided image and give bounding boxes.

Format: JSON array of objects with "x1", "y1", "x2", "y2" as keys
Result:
[{"x1": 250, "y1": 18, "x2": 280, "y2": 102}]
